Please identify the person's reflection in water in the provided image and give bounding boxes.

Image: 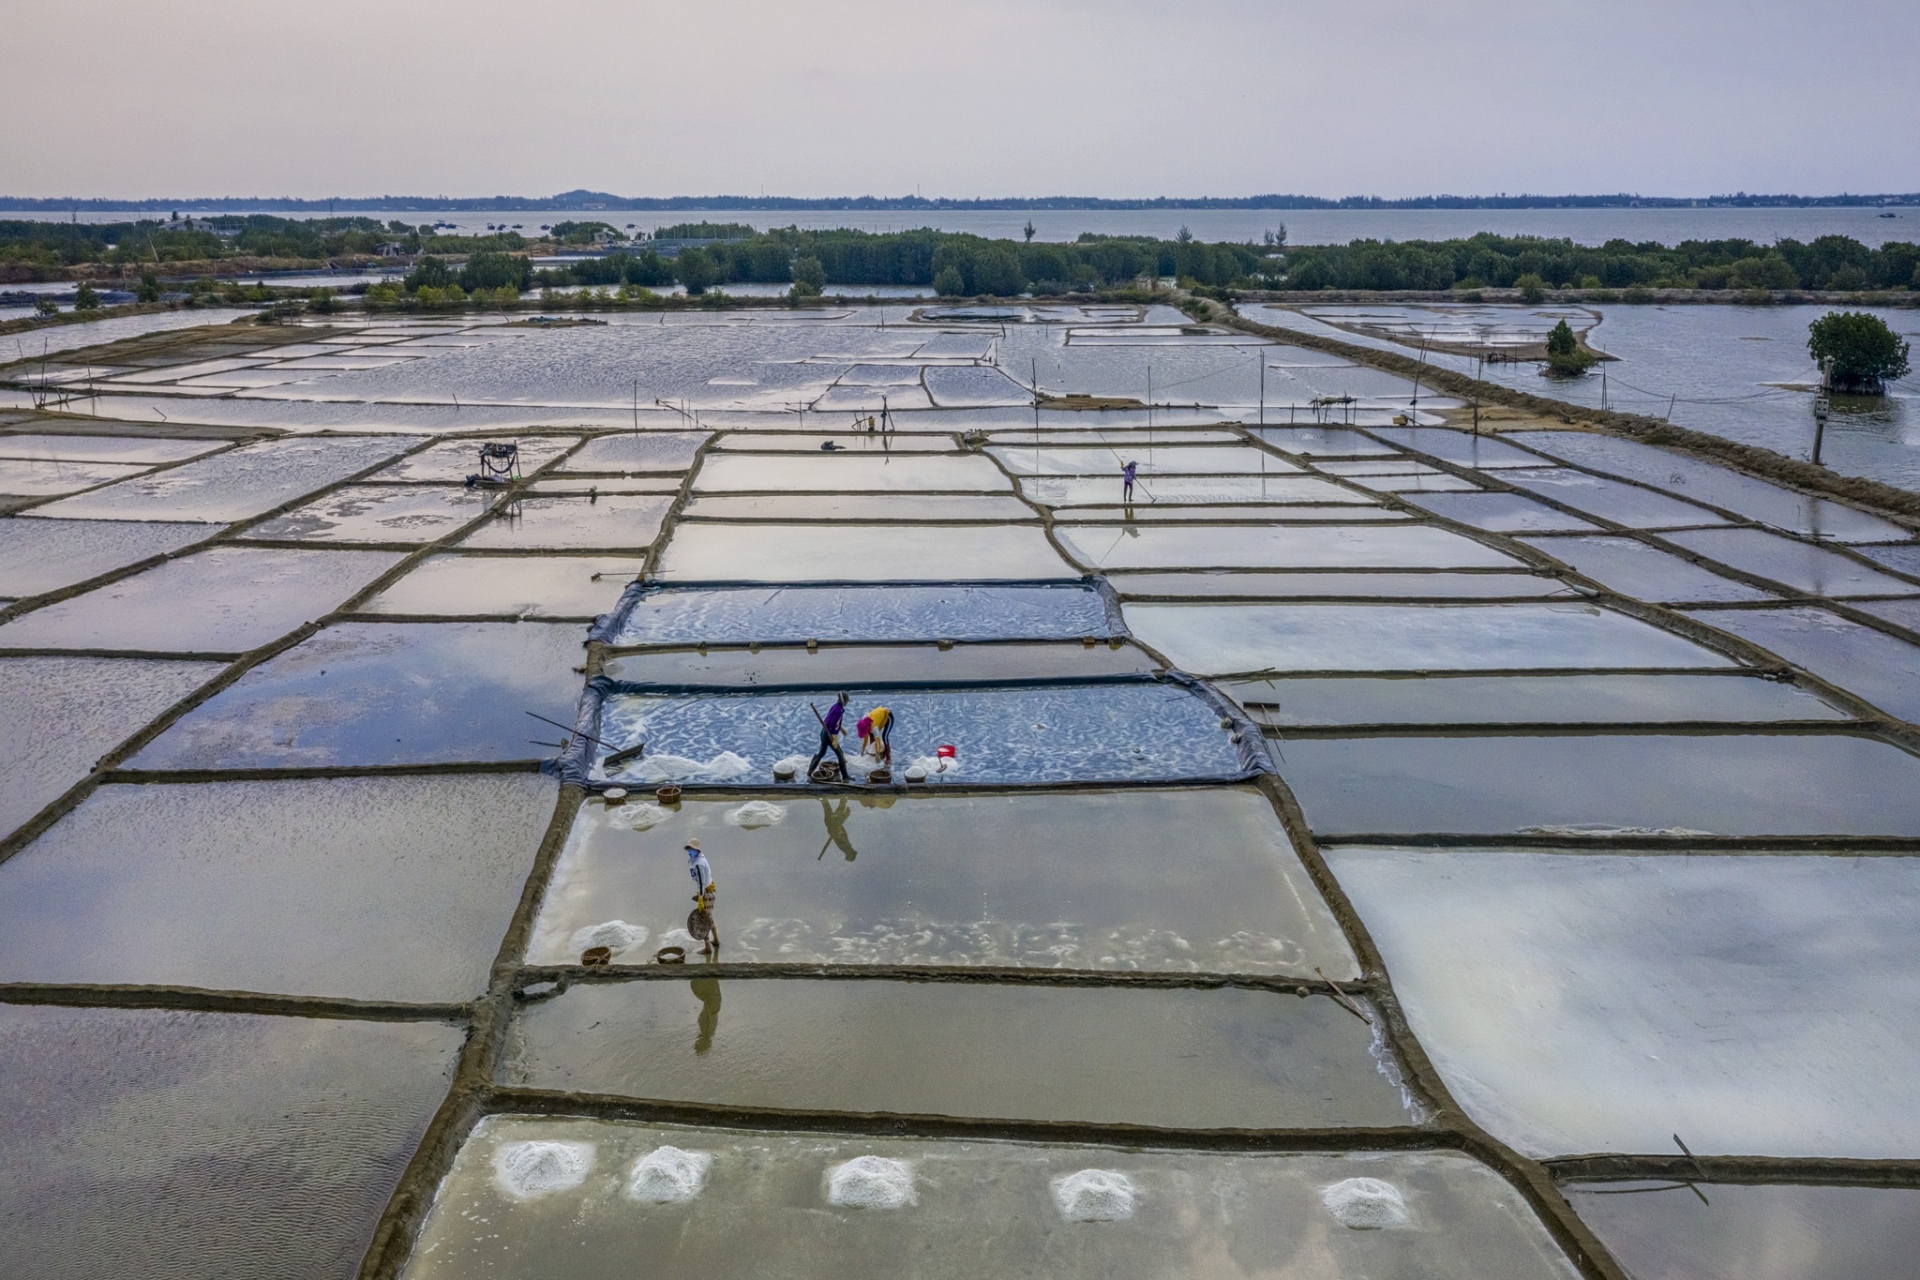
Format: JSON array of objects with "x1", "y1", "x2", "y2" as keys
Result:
[
  {"x1": 818, "y1": 796, "x2": 859, "y2": 862},
  {"x1": 691, "y1": 977, "x2": 721, "y2": 1055}
]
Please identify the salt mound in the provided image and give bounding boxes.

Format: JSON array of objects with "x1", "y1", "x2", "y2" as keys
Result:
[
  {"x1": 827, "y1": 1155, "x2": 916, "y2": 1209},
  {"x1": 623, "y1": 751, "x2": 753, "y2": 783},
  {"x1": 569, "y1": 920, "x2": 648, "y2": 955},
  {"x1": 773, "y1": 754, "x2": 813, "y2": 777},
  {"x1": 626, "y1": 1145, "x2": 713, "y2": 1203},
  {"x1": 908, "y1": 755, "x2": 961, "y2": 779},
  {"x1": 725, "y1": 800, "x2": 788, "y2": 828},
  {"x1": 1052, "y1": 1168, "x2": 1135, "y2": 1221},
  {"x1": 494, "y1": 1140, "x2": 595, "y2": 1200},
  {"x1": 608, "y1": 802, "x2": 671, "y2": 830},
  {"x1": 1320, "y1": 1177, "x2": 1409, "y2": 1229}
]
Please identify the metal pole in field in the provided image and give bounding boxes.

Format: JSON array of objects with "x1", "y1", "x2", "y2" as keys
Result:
[
  {"x1": 1258, "y1": 351, "x2": 1265, "y2": 426},
  {"x1": 1812, "y1": 358, "x2": 1830, "y2": 466}
]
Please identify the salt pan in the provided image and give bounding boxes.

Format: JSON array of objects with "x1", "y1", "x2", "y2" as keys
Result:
[
  {"x1": 625, "y1": 1145, "x2": 712, "y2": 1203},
  {"x1": 494, "y1": 1140, "x2": 595, "y2": 1199},
  {"x1": 725, "y1": 800, "x2": 788, "y2": 828},
  {"x1": 1052, "y1": 1168, "x2": 1136, "y2": 1221},
  {"x1": 827, "y1": 1155, "x2": 916, "y2": 1209},
  {"x1": 569, "y1": 920, "x2": 648, "y2": 956},
  {"x1": 1320, "y1": 1176, "x2": 1409, "y2": 1229}
]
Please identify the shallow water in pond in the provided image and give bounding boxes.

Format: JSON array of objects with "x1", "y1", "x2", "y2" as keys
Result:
[
  {"x1": 1366, "y1": 427, "x2": 1548, "y2": 469},
  {"x1": 609, "y1": 582, "x2": 1113, "y2": 644},
  {"x1": 989, "y1": 445, "x2": 1301, "y2": 476},
  {"x1": 1686, "y1": 605, "x2": 1920, "y2": 721},
  {"x1": 0, "y1": 546, "x2": 404, "y2": 653},
  {"x1": 656, "y1": 521, "x2": 1073, "y2": 581},
  {"x1": 505, "y1": 979, "x2": 1411, "y2": 1129},
  {"x1": 681, "y1": 492, "x2": 1033, "y2": 521},
  {"x1": 402, "y1": 1117, "x2": 1573, "y2": 1280},
  {"x1": 1565, "y1": 1180, "x2": 1920, "y2": 1280},
  {"x1": 0, "y1": 457, "x2": 151, "y2": 496},
  {"x1": 1229, "y1": 672, "x2": 1846, "y2": 726},
  {"x1": 1123, "y1": 602, "x2": 1730, "y2": 674},
  {"x1": 1329, "y1": 848, "x2": 1920, "y2": 1158},
  {"x1": 1105, "y1": 570, "x2": 1568, "y2": 599},
  {"x1": 1278, "y1": 732, "x2": 1920, "y2": 836},
  {"x1": 1508, "y1": 430, "x2": 1911, "y2": 541},
  {"x1": 0, "y1": 772, "x2": 556, "y2": 1002},
  {"x1": 238, "y1": 483, "x2": 496, "y2": 543},
  {"x1": 592, "y1": 683, "x2": 1251, "y2": 785},
  {"x1": 558, "y1": 432, "x2": 711, "y2": 472},
  {"x1": 1495, "y1": 466, "x2": 1728, "y2": 528},
  {"x1": 1252, "y1": 426, "x2": 1404, "y2": 457},
  {"x1": 0, "y1": 656, "x2": 221, "y2": 838},
  {"x1": 694, "y1": 452, "x2": 1009, "y2": 493},
  {"x1": 0, "y1": 517, "x2": 209, "y2": 597},
  {"x1": 362, "y1": 553, "x2": 643, "y2": 618},
  {"x1": 1021, "y1": 474, "x2": 1365, "y2": 506},
  {"x1": 1662, "y1": 526, "x2": 1918, "y2": 596},
  {"x1": 26, "y1": 435, "x2": 427, "y2": 522},
  {"x1": 530, "y1": 788, "x2": 1355, "y2": 977},
  {"x1": 129, "y1": 620, "x2": 585, "y2": 769},
  {"x1": 1519, "y1": 534, "x2": 1776, "y2": 603},
  {"x1": 0, "y1": 1003, "x2": 461, "y2": 1280},
  {"x1": 1397, "y1": 490, "x2": 1603, "y2": 533},
  {"x1": 1054, "y1": 523, "x2": 1523, "y2": 571},
  {"x1": 454, "y1": 493, "x2": 671, "y2": 550},
  {"x1": 0, "y1": 433, "x2": 224, "y2": 466}
]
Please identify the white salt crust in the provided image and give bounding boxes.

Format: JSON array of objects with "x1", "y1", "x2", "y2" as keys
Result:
[
  {"x1": 1052, "y1": 1168, "x2": 1136, "y2": 1221},
  {"x1": 607, "y1": 802, "x2": 671, "y2": 830},
  {"x1": 1320, "y1": 1176, "x2": 1409, "y2": 1229},
  {"x1": 827, "y1": 1155, "x2": 916, "y2": 1209},
  {"x1": 626, "y1": 1145, "x2": 713, "y2": 1203},
  {"x1": 494, "y1": 1141, "x2": 595, "y2": 1199}
]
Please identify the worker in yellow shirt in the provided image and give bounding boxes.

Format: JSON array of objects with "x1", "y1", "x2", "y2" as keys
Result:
[{"x1": 857, "y1": 705, "x2": 893, "y2": 766}]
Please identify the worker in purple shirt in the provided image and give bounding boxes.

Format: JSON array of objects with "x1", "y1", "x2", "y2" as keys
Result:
[
  {"x1": 809, "y1": 691, "x2": 851, "y2": 780},
  {"x1": 1122, "y1": 459, "x2": 1138, "y2": 502}
]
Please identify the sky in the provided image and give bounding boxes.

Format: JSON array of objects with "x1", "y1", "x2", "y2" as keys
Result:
[{"x1": 7, "y1": 0, "x2": 1918, "y2": 200}]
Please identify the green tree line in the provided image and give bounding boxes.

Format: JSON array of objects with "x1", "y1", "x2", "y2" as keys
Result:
[{"x1": 1277, "y1": 233, "x2": 1920, "y2": 292}]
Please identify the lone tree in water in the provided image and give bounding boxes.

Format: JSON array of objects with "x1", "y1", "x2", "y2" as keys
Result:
[
  {"x1": 1809, "y1": 311, "x2": 1911, "y2": 394},
  {"x1": 1545, "y1": 318, "x2": 1594, "y2": 375}
]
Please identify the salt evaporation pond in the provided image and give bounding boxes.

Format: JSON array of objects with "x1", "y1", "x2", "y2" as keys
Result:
[
  {"x1": 590, "y1": 682, "x2": 1255, "y2": 785},
  {"x1": 1123, "y1": 601, "x2": 1731, "y2": 674},
  {"x1": 1277, "y1": 732, "x2": 1920, "y2": 836},
  {"x1": 400, "y1": 1117, "x2": 1577, "y2": 1280},
  {"x1": 1688, "y1": 605, "x2": 1920, "y2": 721},
  {"x1": 1564, "y1": 1179, "x2": 1920, "y2": 1280},
  {"x1": 0, "y1": 515, "x2": 209, "y2": 597},
  {"x1": 505, "y1": 980, "x2": 1410, "y2": 1129},
  {"x1": 128, "y1": 620, "x2": 585, "y2": 769},
  {"x1": 0, "y1": 773, "x2": 557, "y2": 1003},
  {"x1": 1519, "y1": 534, "x2": 1778, "y2": 603},
  {"x1": 0, "y1": 1003, "x2": 460, "y2": 1280},
  {"x1": 527, "y1": 788, "x2": 1357, "y2": 977},
  {"x1": 606, "y1": 582, "x2": 1115, "y2": 645},
  {"x1": 1329, "y1": 848, "x2": 1920, "y2": 1158}
]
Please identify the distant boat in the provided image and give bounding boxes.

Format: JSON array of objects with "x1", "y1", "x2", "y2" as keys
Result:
[{"x1": 1880, "y1": 212, "x2": 1898, "y2": 218}]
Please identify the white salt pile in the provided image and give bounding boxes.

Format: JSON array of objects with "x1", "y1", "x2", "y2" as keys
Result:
[
  {"x1": 569, "y1": 920, "x2": 648, "y2": 956},
  {"x1": 773, "y1": 753, "x2": 813, "y2": 778},
  {"x1": 725, "y1": 800, "x2": 788, "y2": 828},
  {"x1": 1320, "y1": 1177, "x2": 1409, "y2": 1229},
  {"x1": 908, "y1": 754, "x2": 962, "y2": 779},
  {"x1": 608, "y1": 801, "x2": 671, "y2": 830},
  {"x1": 622, "y1": 751, "x2": 753, "y2": 783},
  {"x1": 1052, "y1": 1168, "x2": 1135, "y2": 1221},
  {"x1": 625, "y1": 1145, "x2": 713, "y2": 1203},
  {"x1": 827, "y1": 1155, "x2": 916, "y2": 1209},
  {"x1": 494, "y1": 1140, "x2": 595, "y2": 1200}
]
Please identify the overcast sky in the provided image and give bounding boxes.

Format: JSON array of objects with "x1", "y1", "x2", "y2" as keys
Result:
[{"x1": 8, "y1": 0, "x2": 1917, "y2": 199}]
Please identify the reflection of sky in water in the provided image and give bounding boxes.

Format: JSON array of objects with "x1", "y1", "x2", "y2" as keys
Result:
[
  {"x1": 610, "y1": 583, "x2": 1111, "y2": 645},
  {"x1": 594, "y1": 683, "x2": 1249, "y2": 784}
]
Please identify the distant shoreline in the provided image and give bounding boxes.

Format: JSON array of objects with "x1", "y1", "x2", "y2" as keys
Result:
[{"x1": 2, "y1": 191, "x2": 1918, "y2": 214}]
